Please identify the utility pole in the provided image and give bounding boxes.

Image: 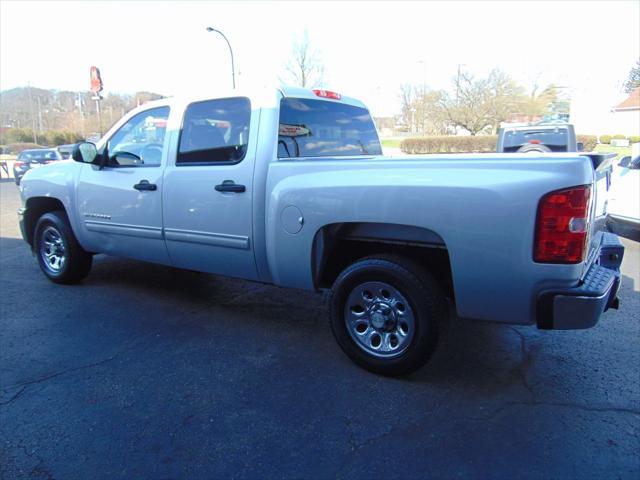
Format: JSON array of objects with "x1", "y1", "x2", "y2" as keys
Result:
[
  {"x1": 456, "y1": 64, "x2": 465, "y2": 104},
  {"x1": 77, "y1": 92, "x2": 85, "y2": 138},
  {"x1": 27, "y1": 83, "x2": 38, "y2": 145},
  {"x1": 36, "y1": 96, "x2": 43, "y2": 134},
  {"x1": 418, "y1": 60, "x2": 427, "y2": 135},
  {"x1": 95, "y1": 97, "x2": 103, "y2": 136}
]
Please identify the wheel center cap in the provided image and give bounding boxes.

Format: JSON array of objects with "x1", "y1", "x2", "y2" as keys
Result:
[{"x1": 370, "y1": 303, "x2": 395, "y2": 330}]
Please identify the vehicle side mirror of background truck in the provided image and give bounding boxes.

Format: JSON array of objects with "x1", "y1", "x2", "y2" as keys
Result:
[
  {"x1": 577, "y1": 142, "x2": 584, "y2": 152},
  {"x1": 618, "y1": 156, "x2": 631, "y2": 168},
  {"x1": 72, "y1": 142, "x2": 98, "y2": 164}
]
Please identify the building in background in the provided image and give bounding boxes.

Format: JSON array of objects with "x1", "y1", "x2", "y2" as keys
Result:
[{"x1": 611, "y1": 87, "x2": 640, "y2": 137}]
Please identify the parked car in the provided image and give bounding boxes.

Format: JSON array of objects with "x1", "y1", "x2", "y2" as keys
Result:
[
  {"x1": 497, "y1": 123, "x2": 581, "y2": 153},
  {"x1": 17, "y1": 87, "x2": 624, "y2": 376},
  {"x1": 12, "y1": 148, "x2": 63, "y2": 185},
  {"x1": 57, "y1": 144, "x2": 76, "y2": 160},
  {"x1": 607, "y1": 143, "x2": 640, "y2": 241}
]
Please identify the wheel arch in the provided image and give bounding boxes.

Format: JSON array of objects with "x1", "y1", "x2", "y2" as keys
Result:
[
  {"x1": 311, "y1": 222, "x2": 454, "y2": 299},
  {"x1": 23, "y1": 197, "x2": 68, "y2": 247}
]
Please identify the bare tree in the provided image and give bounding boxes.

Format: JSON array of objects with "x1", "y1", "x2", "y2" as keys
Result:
[
  {"x1": 623, "y1": 58, "x2": 640, "y2": 94},
  {"x1": 398, "y1": 84, "x2": 414, "y2": 131},
  {"x1": 519, "y1": 81, "x2": 557, "y2": 123},
  {"x1": 441, "y1": 68, "x2": 522, "y2": 135},
  {"x1": 282, "y1": 31, "x2": 325, "y2": 88}
]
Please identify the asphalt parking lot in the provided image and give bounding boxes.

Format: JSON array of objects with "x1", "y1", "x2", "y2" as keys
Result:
[{"x1": 1, "y1": 179, "x2": 638, "y2": 479}]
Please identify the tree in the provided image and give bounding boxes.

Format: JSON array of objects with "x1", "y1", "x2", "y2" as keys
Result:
[
  {"x1": 440, "y1": 68, "x2": 522, "y2": 135},
  {"x1": 398, "y1": 84, "x2": 414, "y2": 131},
  {"x1": 519, "y1": 82, "x2": 557, "y2": 122},
  {"x1": 282, "y1": 31, "x2": 325, "y2": 88},
  {"x1": 414, "y1": 87, "x2": 448, "y2": 135},
  {"x1": 397, "y1": 84, "x2": 448, "y2": 135},
  {"x1": 623, "y1": 58, "x2": 640, "y2": 94},
  {"x1": 439, "y1": 70, "x2": 491, "y2": 135}
]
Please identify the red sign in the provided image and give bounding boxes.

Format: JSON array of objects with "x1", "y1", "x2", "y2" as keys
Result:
[{"x1": 90, "y1": 66, "x2": 103, "y2": 94}]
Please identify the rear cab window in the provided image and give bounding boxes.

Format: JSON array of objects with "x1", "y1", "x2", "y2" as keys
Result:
[
  {"x1": 278, "y1": 98, "x2": 382, "y2": 158},
  {"x1": 177, "y1": 97, "x2": 251, "y2": 165}
]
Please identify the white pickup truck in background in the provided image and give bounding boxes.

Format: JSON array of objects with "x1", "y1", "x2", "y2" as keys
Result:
[
  {"x1": 17, "y1": 86, "x2": 625, "y2": 375},
  {"x1": 608, "y1": 143, "x2": 640, "y2": 242}
]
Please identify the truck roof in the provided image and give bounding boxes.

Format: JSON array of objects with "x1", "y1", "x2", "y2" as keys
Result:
[{"x1": 133, "y1": 86, "x2": 368, "y2": 112}]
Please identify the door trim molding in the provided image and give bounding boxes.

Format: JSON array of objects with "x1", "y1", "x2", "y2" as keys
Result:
[
  {"x1": 85, "y1": 221, "x2": 164, "y2": 239},
  {"x1": 164, "y1": 228, "x2": 250, "y2": 250}
]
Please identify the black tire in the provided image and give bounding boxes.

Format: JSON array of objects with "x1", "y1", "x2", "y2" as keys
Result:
[
  {"x1": 516, "y1": 143, "x2": 552, "y2": 153},
  {"x1": 329, "y1": 255, "x2": 447, "y2": 376},
  {"x1": 34, "y1": 211, "x2": 92, "y2": 284}
]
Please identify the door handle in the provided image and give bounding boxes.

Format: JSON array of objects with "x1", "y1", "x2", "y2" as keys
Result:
[
  {"x1": 133, "y1": 180, "x2": 157, "y2": 191},
  {"x1": 215, "y1": 180, "x2": 246, "y2": 193}
]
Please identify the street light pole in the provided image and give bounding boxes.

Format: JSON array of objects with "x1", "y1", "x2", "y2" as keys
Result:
[{"x1": 206, "y1": 26, "x2": 236, "y2": 89}]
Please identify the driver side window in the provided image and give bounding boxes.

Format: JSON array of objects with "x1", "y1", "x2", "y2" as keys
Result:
[{"x1": 106, "y1": 106, "x2": 170, "y2": 167}]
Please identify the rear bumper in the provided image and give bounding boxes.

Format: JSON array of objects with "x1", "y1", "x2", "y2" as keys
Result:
[
  {"x1": 537, "y1": 233, "x2": 623, "y2": 330},
  {"x1": 607, "y1": 214, "x2": 640, "y2": 242}
]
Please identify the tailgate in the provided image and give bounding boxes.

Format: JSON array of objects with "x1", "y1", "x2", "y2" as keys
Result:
[{"x1": 583, "y1": 152, "x2": 617, "y2": 274}]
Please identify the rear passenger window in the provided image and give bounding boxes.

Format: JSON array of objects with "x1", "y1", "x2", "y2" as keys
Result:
[{"x1": 177, "y1": 97, "x2": 251, "y2": 165}]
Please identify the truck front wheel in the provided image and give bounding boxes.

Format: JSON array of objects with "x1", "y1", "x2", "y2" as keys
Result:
[
  {"x1": 34, "y1": 211, "x2": 92, "y2": 284},
  {"x1": 329, "y1": 255, "x2": 447, "y2": 376}
]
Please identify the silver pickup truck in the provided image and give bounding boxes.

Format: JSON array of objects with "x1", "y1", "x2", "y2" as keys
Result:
[{"x1": 18, "y1": 86, "x2": 624, "y2": 375}]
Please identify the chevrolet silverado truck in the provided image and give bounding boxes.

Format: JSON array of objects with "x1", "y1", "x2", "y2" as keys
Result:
[{"x1": 17, "y1": 87, "x2": 624, "y2": 375}]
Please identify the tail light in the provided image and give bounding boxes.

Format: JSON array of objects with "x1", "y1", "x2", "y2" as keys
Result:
[
  {"x1": 313, "y1": 89, "x2": 341, "y2": 100},
  {"x1": 534, "y1": 185, "x2": 591, "y2": 264},
  {"x1": 14, "y1": 161, "x2": 25, "y2": 168}
]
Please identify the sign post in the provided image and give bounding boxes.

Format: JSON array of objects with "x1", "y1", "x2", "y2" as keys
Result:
[{"x1": 90, "y1": 66, "x2": 104, "y2": 136}]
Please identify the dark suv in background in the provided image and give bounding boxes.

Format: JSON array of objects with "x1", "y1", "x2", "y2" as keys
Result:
[
  {"x1": 496, "y1": 124, "x2": 581, "y2": 153},
  {"x1": 12, "y1": 149, "x2": 63, "y2": 185}
]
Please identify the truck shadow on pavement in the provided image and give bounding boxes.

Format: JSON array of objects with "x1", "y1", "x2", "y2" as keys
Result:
[{"x1": 3, "y1": 236, "x2": 637, "y2": 409}]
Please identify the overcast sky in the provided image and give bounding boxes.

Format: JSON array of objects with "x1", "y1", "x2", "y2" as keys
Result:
[{"x1": 1, "y1": 0, "x2": 638, "y2": 116}]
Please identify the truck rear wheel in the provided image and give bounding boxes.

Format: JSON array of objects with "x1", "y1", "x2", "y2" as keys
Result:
[
  {"x1": 329, "y1": 255, "x2": 447, "y2": 376},
  {"x1": 34, "y1": 211, "x2": 92, "y2": 284}
]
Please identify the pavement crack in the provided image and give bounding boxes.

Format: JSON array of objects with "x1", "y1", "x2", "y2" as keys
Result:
[
  {"x1": 343, "y1": 416, "x2": 357, "y2": 452},
  {"x1": 0, "y1": 334, "x2": 148, "y2": 405},
  {"x1": 508, "y1": 326, "x2": 537, "y2": 403},
  {"x1": 4, "y1": 352, "x2": 121, "y2": 392},
  {"x1": 0, "y1": 386, "x2": 26, "y2": 406},
  {"x1": 463, "y1": 401, "x2": 640, "y2": 422}
]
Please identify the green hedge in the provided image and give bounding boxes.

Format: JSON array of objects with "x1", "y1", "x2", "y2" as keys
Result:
[
  {"x1": 599, "y1": 135, "x2": 612, "y2": 144},
  {"x1": 400, "y1": 135, "x2": 497, "y2": 154},
  {"x1": 0, "y1": 128, "x2": 83, "y2": 147},
  {"x1": 577, "y1": 135, "x2": 597, "y2": 151},
  {"x1": 629, "y1": 135, "x2": 640, "y2": 144},
  {"x1": 400, "y1": 134, "x2": 597, "y2": 154},
  {"x1": 612, "y1": 134, "x2": 626, "y2": 140},
  {"x1": 3, "y1": 143, "x2": 46, "y2": 154}
]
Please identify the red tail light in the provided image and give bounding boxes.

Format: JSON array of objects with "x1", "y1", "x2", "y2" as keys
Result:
[
  {"x1": 534, "y1": 185, "x2": 591, "y2": 264},
  {"x1": 14, "y1": 161, "x2": 25, "y2": 167},
  {"x1": 313, "y1": 89, "x2": 341, "y2": 100}
]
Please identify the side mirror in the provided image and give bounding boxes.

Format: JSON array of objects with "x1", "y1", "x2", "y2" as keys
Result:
[
  {"x1": 72, "y1": 142, "x2": 98, "y2": 164},
  {"x1": 577, "y1": 142, "x2": 584, "y2": 152},
  {"x1": 618, "y1": 156, "x2": 631, "y2": 168}
]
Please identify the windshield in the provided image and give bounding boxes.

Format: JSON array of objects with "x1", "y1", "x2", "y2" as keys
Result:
[{"x1": 278, "y1": 98, "x2": 382, "y2": 158}]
